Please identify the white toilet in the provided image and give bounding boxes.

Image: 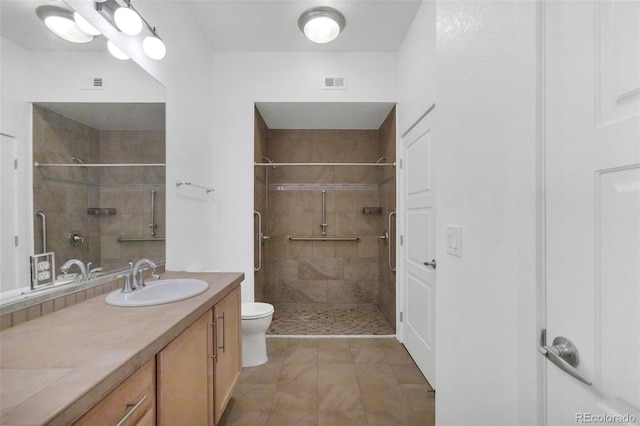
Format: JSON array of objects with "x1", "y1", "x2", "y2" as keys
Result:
[{"x1": 241, "y1": 302, "x2": 274, "y2": 367}]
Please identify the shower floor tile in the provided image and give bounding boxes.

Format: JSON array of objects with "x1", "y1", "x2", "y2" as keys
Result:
[{"x1": 267, "y1": 306, "x2": 394, "y2": 336}]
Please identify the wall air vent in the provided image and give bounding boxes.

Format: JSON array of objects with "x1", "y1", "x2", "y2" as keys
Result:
[
  {"x1": 323, "y1": 76, "x2": 347, "y2": 90},
  {"x1": 82, "y1": 77, "x2": 105, "y2": 90}
]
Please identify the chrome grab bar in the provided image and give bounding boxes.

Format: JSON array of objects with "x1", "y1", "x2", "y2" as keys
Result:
[
  {"x1": 35, "y1": 211, "x2": 47, "y2": 253},
  {"x1": 117, "y1": 236, "x2": 165, "y2": 242},
  {"x1": 321, "y1": 190, "x2": 328, "y2": 236},
  {"x1": 388, "y1": 212, "x2": 396, "y2": 272},
  {"x1": 149, "y1": 190, "x2": 157, "y2": 236},
  {"x1": 254, "y1": 210, "x2": 262, "y2": 272},
  {"x1": 288, "y1": 236, "x2": 360, "y2": 242}
]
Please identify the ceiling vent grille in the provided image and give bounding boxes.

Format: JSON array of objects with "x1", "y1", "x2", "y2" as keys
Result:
[{"x1": 323, "y1": 76, "x2": 346, "y2": 90}]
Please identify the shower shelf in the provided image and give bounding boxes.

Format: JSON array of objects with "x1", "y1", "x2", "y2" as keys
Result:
[
  {"x1": 34, "y1": 162, "x2": 165, "y2": 167},
  {"x1": 255, "y1": 162, "x2": 395, "y2": 167}
]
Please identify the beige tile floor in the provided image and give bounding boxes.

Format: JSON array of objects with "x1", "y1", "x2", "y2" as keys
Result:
[{"x1": 218, "y1": 337, "x2": 435, "y2": 426}]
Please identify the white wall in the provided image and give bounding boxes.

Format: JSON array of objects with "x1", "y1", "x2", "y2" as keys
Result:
[
  {"x1": 434, "y1": 1, "x2": 540, "y2": 425},
  {"x1": 397, "y1": 0, "x2": 437, "y2": 134}
]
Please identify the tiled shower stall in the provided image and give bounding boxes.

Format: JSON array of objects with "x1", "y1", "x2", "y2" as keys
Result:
[{"x1": 254, "y1": 106, "x2": 396, "y2": 335}]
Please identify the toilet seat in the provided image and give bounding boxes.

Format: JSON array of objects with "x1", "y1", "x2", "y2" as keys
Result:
[{"x1": 241, "y1": 302, "x2": 274, "y2": 320}]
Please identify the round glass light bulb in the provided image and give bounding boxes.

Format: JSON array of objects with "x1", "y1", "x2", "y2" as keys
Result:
[
  {"x1": 44, "y1": 15, "x2": 93, "y2": 43},
  {"x1": 303, "y1": 16, "x2": 340, "y2": 44},
  {"x1": 74, "y1": 12, "x2": 101, "y2": 36},
  {"x1": 114, "y1": 7, "x2": 142, "y2": 35},
  {"x1": 107, "y1": 40, "x2": 129, "y2": 60},
  {"x1": 143, "y1": 35, "x2": 166, "y2": 60}
]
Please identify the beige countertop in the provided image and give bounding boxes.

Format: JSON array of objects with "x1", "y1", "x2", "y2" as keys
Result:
[{"x1": 0, "y1": 271, "x2": 244, "y2": 426}]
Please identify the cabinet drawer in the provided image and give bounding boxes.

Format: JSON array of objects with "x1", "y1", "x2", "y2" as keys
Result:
[{"x1": 74, "y1": 359, "x2": 155, "y2": 426}]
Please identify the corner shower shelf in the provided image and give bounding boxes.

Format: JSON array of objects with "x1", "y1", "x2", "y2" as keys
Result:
[{"x1": 34, "y1": 162, "x2": 165, "y2": 168}]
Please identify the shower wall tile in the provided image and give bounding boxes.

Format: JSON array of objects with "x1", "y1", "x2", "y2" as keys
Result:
[
  {"x1": 334, "y1": 213, "x2": 358, "y2": 236},
  {"x1": 335, "y1": 243, "x2": 358, "y2": 258},
  {"x1": 311, "y1": 241, "x2": 336, "y2": 258},
  {"x1": 344, "y1": 258, "x2": 379, "y2": 281},
  {"x1": 358, "y1": 236, "x2": 379, "y2": 258},
  {"x1": 327, "y1": 280, "x2": 378, "y2": 304},
  {"x1": 271, "y1": 279, "x2": 328, "y2": 303},
  {"x1": 378, "y1": 108, "x2": 397, "y2": 330},
  {"x1": 299, "y1": 258, "x2": 344, "y2": 281}
]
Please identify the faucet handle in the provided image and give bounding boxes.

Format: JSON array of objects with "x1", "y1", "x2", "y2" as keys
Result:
[{"x1": 120, "y1": 274, "x2": 134, "y2": 294}]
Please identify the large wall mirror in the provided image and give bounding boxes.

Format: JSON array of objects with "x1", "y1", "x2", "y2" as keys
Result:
[{"x1": 0, "y1": 0, "x2": 166, "y2": 308}]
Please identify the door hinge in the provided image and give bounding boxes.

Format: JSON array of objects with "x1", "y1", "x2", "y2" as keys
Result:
[
  {"x1": 400, "y1": 235, "x2": 404, "y2": 246},
  {"x1": 399, "y1": 159, "x2": 403, "y2": 169},
  {"x1": 14, "y1": 236, "x2": 19, "y2": 246},
  {"x1": 14, "y1": 159, "x2": 18, "y2": 169},
  {"x1": 400, "y1": 312, "x2": 403, "y2": 322}
]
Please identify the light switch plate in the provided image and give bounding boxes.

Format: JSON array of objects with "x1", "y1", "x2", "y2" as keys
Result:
[{"x1": 446, "y1": 225, "x2": 462, "y2": 256}]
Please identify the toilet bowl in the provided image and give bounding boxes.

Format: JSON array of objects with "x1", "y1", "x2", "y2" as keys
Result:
[{"x1": 241, "y1": 302, "x2": 274, "y2": 367}]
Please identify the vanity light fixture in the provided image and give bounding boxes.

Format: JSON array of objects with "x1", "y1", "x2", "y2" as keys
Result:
[
  {"x1": 97, "y1": 0, "x2": 166, "y2": 60},
  {"x1": 107, "y1": 40, "x2": 130, "y2": 60},
  {"x1": 298, "y1": 6, "x2": 346, "y2": 44},
  {"x1": 74, "y1": 12, "x2": 101, "y2": 36},
  {"x1": 142, "y1": 29, "x2": 166, "y2": 60},
  {"x1": 113, "y1": 2, "x2": 143, "y2": 36},
  {"x1": 36, "y1": 6, "x2": 94, "y2": 44}
]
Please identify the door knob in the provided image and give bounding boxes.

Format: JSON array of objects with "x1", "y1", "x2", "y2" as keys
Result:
[
  {"x1": 423, "y1": 259, "x2": 436, "y2": 269},
  {"x1": 538, "y1": 336, "x2": 591, "y2": 385}
]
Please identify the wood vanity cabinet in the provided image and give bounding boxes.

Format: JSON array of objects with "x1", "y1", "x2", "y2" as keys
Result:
[
  {"x1": 157, "y1": 286, "x2": 242, "y2": 425},
  {"x1": 74, "y1": 358, "x2": 156, "y2": 426},
  {"x1": 212, "y1": 285, "x2": 242, "y2": 424}
]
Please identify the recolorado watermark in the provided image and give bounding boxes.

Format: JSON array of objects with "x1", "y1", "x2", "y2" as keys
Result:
[{"x1": 576, "y1": 413, "x2": 637, "y2": 424}]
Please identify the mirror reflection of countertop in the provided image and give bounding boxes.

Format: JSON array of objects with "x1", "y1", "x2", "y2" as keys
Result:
[{"x1": 0, "y1": 271, "x2": 244, "y2": 425}]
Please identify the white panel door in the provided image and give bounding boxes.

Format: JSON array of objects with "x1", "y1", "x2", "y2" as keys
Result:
[
  {"x1": 1, "y1": 133, "x2": 19, "y2": 292},
  {"x1": 544, "y1": 1, "x2": 640, "y2": 423},
  {"x1": 401, "y1": 109, "x2": 436, "y2": 387}
]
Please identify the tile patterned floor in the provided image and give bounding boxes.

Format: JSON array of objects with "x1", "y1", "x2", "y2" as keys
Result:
[
  {"x1": 218, "y1": 338, "x2": 435, "y2": 426},
  {"x1": 267, "y1": 306, "x2": 395, "y2": 336}
]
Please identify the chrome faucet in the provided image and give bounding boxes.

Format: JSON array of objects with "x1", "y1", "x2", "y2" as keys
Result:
[
  {"x1": 86, "y1": 262, "x2": 103, "y2": 280},
  {"x1": 131, "y1": 259, "x2": 158, "y2": 290},
  {"x1": 60, "y1": 259, "x2": 88, "y2": 281}
]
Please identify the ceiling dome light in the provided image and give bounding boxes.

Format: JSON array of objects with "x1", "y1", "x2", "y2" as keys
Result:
[
  {"x1": 114, "y1": 6, "x2": 142, "y2": 35},
  {"x1": 298, "y1": 6, "x2": 346, "y2": 44},
  {"x1": 107, "y1": 40, "x2": 130, "y2": 60},
  {"x1": 74, "y1": 12, "x2": 101, "y2": 36},
  {"x1": 143, "y1": 33, "x2": 166, "y2": 60},
  {"x1": 36, "y1": 6, "x2": 93, "y2": 44}
]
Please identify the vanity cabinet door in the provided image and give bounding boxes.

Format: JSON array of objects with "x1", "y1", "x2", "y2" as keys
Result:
[
  {"x1": 74, "y1": 358, "x2": 155, "y2": 426},
  {"x1": 156, "y1": 311, "x2": 212, "y2": 426},
  {"x1": 212, "y1": 286, "x2": 242, "y2": 424}
]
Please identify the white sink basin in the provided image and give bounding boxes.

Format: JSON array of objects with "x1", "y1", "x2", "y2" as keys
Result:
[{"x1": 105, "y1": 278, "x2": 209, "y2": 307}]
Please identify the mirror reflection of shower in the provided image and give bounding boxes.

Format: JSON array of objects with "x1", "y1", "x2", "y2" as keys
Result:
[{"x1": 31, "y1": 102, "x2": 166, "y2": 288}]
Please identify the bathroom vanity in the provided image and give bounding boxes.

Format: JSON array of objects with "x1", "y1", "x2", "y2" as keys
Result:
[{"x1": 0, "y1": 271, "x2": 243, "y2": 425}]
